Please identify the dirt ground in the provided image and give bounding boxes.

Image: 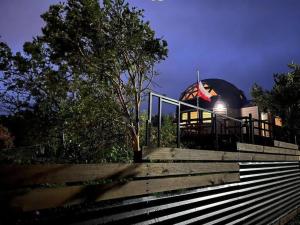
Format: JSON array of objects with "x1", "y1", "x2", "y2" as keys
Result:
[{"x1": 288, "y1": 215, "x2": 300, "y2": 225}]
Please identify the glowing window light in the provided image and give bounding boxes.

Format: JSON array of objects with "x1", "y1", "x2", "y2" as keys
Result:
[
  {"x1": 209, "y1": 89, "x2": 218, "y2": 97},
  {"x1": 203, "y1": 111, "x2": 212, "y2": 123},
  {"x1": 275, "y1": 117, "x2": 282, "y2": 127},
  {"x1": 190, "y1": 111, "x2": 198, "y2": 120},
  {"x1": 181, "y1": 112, "x2": 188, "y2": 121}
]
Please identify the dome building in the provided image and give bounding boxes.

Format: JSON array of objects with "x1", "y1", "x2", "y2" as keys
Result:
[
  {"x1": 179, "y1": 79, "x2": 249, "y2": 123},
  {"x1": 179, "y1": 78, "x2": 282, "y2": 141},
  {"x1": 179, "y1": 78, "x2": 248, "y2": 120}
]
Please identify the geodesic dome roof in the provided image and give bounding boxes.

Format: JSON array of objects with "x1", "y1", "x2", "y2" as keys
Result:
[{"x1": 179, "y1": 78, "x2": 248, "y2": 109}]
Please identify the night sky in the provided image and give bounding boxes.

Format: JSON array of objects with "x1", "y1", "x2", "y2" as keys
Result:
[{"x1": 1, "y1": 0, "x2": 300, "y2": 100}]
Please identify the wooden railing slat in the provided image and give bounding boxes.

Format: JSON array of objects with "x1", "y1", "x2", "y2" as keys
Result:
[
  {"x1": 142, "y1": 147, "x2": 300, "y2": 161},
  {"x1": 274, "y1": 140, "x2": 299, "y2": 150},
  {"x1": 0, "y1": 163, "x2": 239, "y2": 187},
  {"x1": 237, "y1": 143, "x2": 299, "y2": 156},
  {"x1": 5, "y1": 172, "x2": 239, "y2": 212}
]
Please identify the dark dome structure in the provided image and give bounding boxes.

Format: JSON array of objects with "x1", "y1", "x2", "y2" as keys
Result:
[{"x1": 179, "y1": 78, "x2": 248, "y2": 109}]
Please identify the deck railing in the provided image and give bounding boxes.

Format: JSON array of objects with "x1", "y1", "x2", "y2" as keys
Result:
[
  {"x1": 145, "y1": 92, "x2": 244, "y2": 149},
  {"x1": 145, "y1": 92, "x2": 297, "y2": 149}
]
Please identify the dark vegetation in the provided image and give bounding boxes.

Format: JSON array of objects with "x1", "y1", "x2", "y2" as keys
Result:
[
  {"x1": 0, "y1": 0, "x2": 168, "y2": 163},
  {"x1": 251, "y1": 63, "x2": 300, "y2": 142}
]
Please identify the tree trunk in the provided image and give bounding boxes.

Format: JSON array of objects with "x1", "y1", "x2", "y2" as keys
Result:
[
  {"x1": 133, "y1": 98, "x2": 141, "y2": 162},
  {"x1": 132, "y1": 126, "x2": 141, "y2": 162}
]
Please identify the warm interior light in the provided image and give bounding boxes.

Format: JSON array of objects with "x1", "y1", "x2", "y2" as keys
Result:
[
  {"x1": 181, "y1": 112, "x2": 188, "y2": 121},
  {"x1": 275, "y1": 116, "x2": 282, "y2": 127},
  {"x1": 203, "y1": 111, "x2": 212, "y2": 123},
  {"x1": 190, "y1": 111, "x2": 198, "y2": 120}
]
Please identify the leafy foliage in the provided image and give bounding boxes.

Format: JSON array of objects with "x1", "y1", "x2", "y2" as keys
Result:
[
  {"x1": 140, "y1": 111, "x2": 177, "y2": 148},
  {"x1": 251, "y1": 63, "x2": 300, "y2": 139},
  {"x1": 0, "y1": 0, "x2": 167, "y2": 162}
]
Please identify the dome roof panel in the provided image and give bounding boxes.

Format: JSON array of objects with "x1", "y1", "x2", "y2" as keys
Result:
[{"x1": 179, "y1": 78, "x2": 248, "y2": 108}]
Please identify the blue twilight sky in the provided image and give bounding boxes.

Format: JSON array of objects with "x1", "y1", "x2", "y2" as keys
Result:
[{"x1": 1, "y1": 0, "x2": 300, "y2": 100}]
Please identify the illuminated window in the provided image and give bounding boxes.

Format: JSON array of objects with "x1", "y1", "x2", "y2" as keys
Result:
[
  {"x1": 203, "y1": 111, "x2": 212, "y2": 123},
  {"x1": 181, "y1": 112, "x2": 188, "y2": 121},
  {"x1": 190, "y1": 111, "x2": 198, "y2": 120},
  {"x1": 186, "y1": 95, "x2": 193, "y2": 100},
  {"x1": 262, "y1": 124, "x2": 270, "y2": 137},
  {"x1": 260, "y1": 113, "x2": 269, "y2": 137},
  {"x1": 181, "y1": 83, "x2": 218, "y2": 100},
  {"x1": 275, "y1": 117, "x2": 282, "y2": 127},
  {"x1": 209, "y1": 89, "x2": 218, "y2": 97},
  {"x1": 261, "y1": 112, "x2": 268, "y2": 121}
]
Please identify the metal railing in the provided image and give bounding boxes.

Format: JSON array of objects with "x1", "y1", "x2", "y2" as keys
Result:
[
  {"x1": 145, "y1": 92, "x2": 297, "y2": 149},
  {"x1": 145, "y1": 92, "x2": 244, "y2": 149}
]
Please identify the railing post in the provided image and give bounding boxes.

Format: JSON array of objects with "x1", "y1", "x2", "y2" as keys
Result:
[
  {"x1": 270, "y1": 121, "x2": 274, "y2": 141},
  {"x1": 249, "y1": 113, "x2": 254, "y2": 144},
  {"x1": 145, "y1": 92, "x2": 244, "y2": 149},
  {"x1": 157, "y1": 97, "x2": 162, "y2": 147},
  {"x1": 146, "y1": 92, "x2": 152, "y2": 146},
  {"x1": 240, "y1": 121, "x2": 244, "y2": 143},
  {"x1": 258, "y1": 119, "x2": 261, "y2": 137},
  {"x1": 177, "y1": 103, "x2": 181, "y2": 148},
  {"x1": 214, "y1": 114, "x2": 219, "y2": 150}
]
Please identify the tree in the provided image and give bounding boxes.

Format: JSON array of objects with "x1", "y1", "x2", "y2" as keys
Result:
[
  {"x1": 251, "y1": 63, "x2": 300, "y2": 140},
  {"x1": 103, "y1": 0, "x2": 168, "y2": 157},
  {"x1": 35, "y1": 0, "x2": 168, "y2": 157},
  {"x1": 0, "y1": 39, "x2": 127, "y2": 161},
  {"x1": 0, "y1": 0, "x2": 168, "y2": 161}
]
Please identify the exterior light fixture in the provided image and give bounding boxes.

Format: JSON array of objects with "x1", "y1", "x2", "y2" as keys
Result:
[{"x1": 213, "y1": 99, "x2": 227, "y2": 115}]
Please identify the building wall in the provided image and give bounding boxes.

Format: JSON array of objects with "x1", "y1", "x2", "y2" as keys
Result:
[
  {"x1": 241, "y1": 106, "x2": 260, "y2": 135},
  {"x1": 241, "y1": 106, "x2": 259, "y2": 119},
  {"x1": 227, "y1": 108, "x2": 240, "y2": 118}
]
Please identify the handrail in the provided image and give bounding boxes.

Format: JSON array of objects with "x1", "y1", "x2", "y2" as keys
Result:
[
  {"x1": 149, "y1": 92, "x2": 243, "y2": 123},
  {"x1": 146, "y1": 92, "x2": 245, "y2": 149},
  {"x1": 145, "y1": 92, "x2": 298, "y2": 150}
]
